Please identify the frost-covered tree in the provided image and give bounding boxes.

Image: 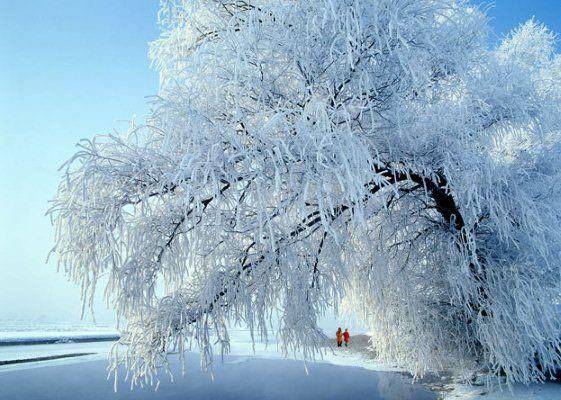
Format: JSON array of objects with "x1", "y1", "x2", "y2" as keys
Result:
[{"x1": 49, "y1": 0, "x2": 561, "y2": 386}]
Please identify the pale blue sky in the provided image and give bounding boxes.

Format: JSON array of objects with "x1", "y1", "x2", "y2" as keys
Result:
[
  {"x1": 0, "y1": 0, "x2": 159, "y2": 321},
  {"x1": 0, "y1": 1, "x2": 560, "y2": 322}
]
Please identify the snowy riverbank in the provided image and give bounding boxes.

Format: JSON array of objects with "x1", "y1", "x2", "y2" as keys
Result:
[{"x1": 341, "y1": 334, "x2": 561, "y2": 400}]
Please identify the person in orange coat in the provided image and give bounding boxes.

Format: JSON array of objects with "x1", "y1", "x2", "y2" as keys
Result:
[
  {"x1": 343, "y1": 328, "x2": 350, "y2": 347},
  {"x1": 336, "y1": 327, "x2": 343, "y2": 347}
]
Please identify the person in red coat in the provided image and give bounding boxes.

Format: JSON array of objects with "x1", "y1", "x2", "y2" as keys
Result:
[{"x1": 343, "y1": 329, "x2": 350, "y2": 347}]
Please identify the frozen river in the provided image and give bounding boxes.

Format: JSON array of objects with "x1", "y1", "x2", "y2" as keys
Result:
[
  {"x1": 0, "y1": 322, "x2": 435, "y2": 399},
  {"x1": 0, "y1": 351, "x2": 435, "y2": 400}
]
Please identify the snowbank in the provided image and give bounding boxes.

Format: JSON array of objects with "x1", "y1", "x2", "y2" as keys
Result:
[{"x1": 340, "y1": 335, "x2": 561, "y2": 400}]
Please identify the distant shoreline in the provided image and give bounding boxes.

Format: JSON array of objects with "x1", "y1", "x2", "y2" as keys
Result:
[{"x1": 0, "y1": 335, "x2": 120, "y2": 347}]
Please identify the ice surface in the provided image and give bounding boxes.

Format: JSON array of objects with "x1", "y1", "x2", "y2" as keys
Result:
[{"x1": 0, "y1": 352, "x2": 436, "y2": 400}]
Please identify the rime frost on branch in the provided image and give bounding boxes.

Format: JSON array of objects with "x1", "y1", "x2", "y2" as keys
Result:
[{"x1": 49, "y1": 0, "x2": 561, "y2": 386}]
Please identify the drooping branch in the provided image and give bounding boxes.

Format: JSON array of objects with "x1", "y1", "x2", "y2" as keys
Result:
[{"x1": 180, "y1": 165, "x2": 471, "y2": 325}]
